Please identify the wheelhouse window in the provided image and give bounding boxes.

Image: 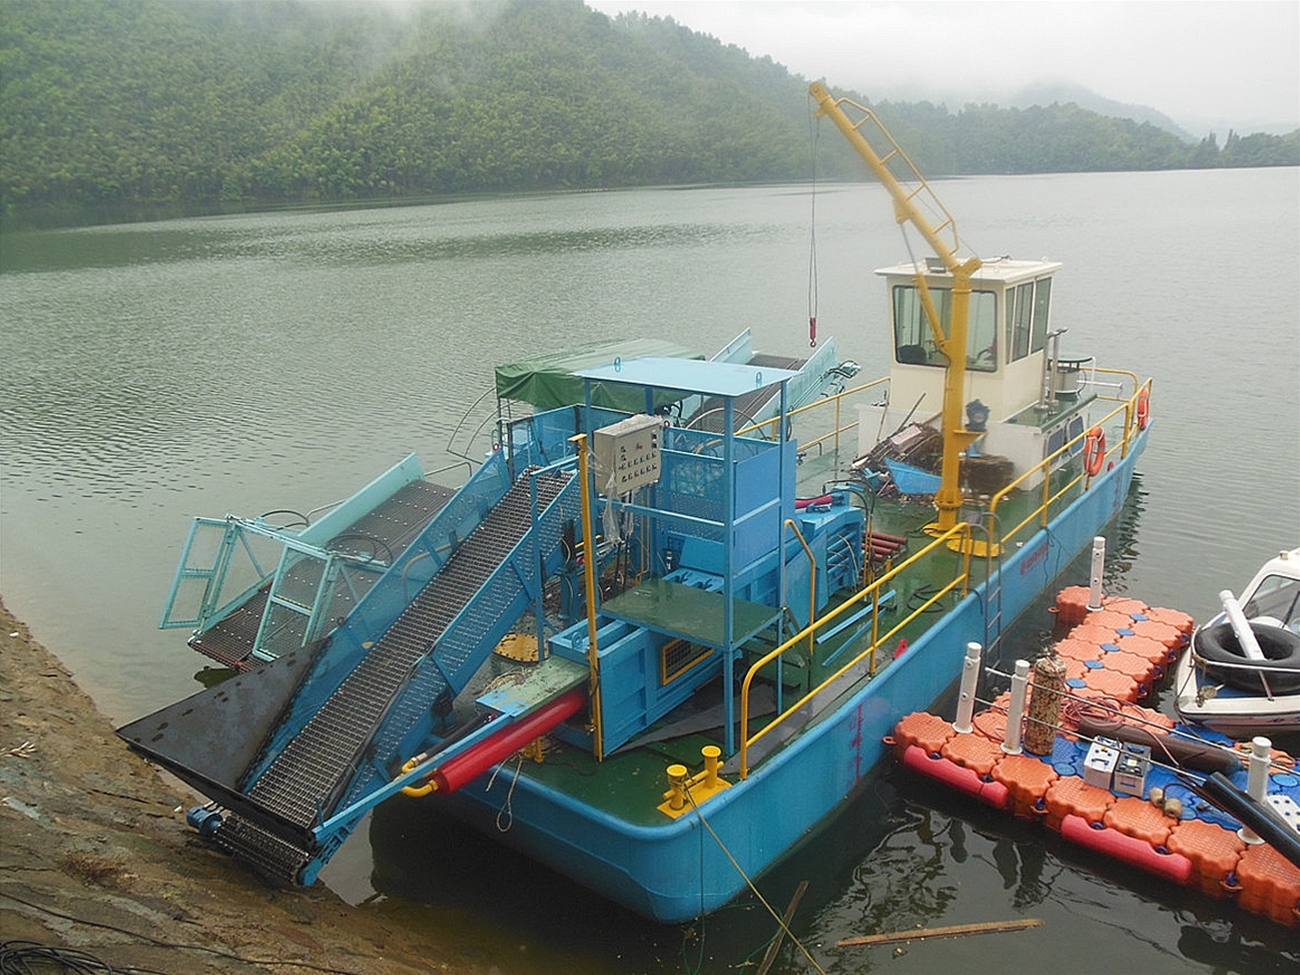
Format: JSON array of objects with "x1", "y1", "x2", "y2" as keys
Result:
[
  {"x1": 1008, "y1": 283, "x2": 1033, "y2": 361},
  {"x1": 1006, "y1": 277, "x2": 1054, "y2": 364},
  {"x1": 892, "y1": 286, "x2": 998, "y2": 372},
  {"x1": 1031, "y1": 278, "x2": 1052, "y2": 353}
]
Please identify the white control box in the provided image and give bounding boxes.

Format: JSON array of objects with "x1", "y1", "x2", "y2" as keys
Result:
[
  {"x1": 593, "y1": 414, "x2": 663, "y2": 494},
  {"x1": 1082, "y1": 737, "x2": 1120, "y2": 789}
]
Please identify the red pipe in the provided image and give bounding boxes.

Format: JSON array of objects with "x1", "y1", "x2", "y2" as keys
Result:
[
  {"x1": 432, "y1": 687, "x2": 586, "y2": 795},
  {"x1": 796, "y1": 494, "x2": 835, "y2": 509},
  {"x1": 863, "y1": 535, "x2": 904, "y2": 551}
]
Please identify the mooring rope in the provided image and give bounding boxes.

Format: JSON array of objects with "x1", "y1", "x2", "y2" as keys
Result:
[{"x1": 686, "y1": 791, "x2": 828, "y2": 975}]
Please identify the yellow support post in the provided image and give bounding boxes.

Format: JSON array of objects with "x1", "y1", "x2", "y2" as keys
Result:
[{"x1": 570, "y1": 433, "x2": 603, "y2": 761}]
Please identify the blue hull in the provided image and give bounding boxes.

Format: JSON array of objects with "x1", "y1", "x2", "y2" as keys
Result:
[{"x1": 444, "y1": 429, "x2": 1150, "y2": 922}]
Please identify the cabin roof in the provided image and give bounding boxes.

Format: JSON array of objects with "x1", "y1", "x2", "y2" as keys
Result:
[
  {"x1": 495, "y1": 338, "x2": 703, "y2": 410},
  {"x1": 876, "y1": 256, "x2": 1063, "y2": 285}
]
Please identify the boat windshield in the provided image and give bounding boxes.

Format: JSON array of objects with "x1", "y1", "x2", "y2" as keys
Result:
[{"x1": 1244, "y1": 573, "x2": 1300, "y2": 633}]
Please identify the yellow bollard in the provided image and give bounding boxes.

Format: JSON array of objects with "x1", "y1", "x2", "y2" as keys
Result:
[
  {"x1": 666, "y1": 764, "x2": 688, "y2": 811},
  {"x1": 702, "y1": 745, "x2": 721, "y2": 789},
  {"x1": 657, "y1": 751, "x2": 732, "y2": 819}
]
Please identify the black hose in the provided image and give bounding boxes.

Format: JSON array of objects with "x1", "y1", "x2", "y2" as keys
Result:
[{"x1": 1186, "y1": 771, "x2": 1300, "y2": 869}]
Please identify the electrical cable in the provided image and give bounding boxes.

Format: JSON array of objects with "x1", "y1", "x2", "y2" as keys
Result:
[{"x1": 1, "y1": 940, "x2": 168, "y2": 975}]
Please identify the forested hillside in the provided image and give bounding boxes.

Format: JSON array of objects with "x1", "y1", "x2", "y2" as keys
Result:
[{"x1": 2, "y1": 0, "x2": 1296, "y2": 227}]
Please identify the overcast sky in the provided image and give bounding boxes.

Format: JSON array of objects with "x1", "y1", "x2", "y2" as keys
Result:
[{"x1": 585, "y1": 1, "x2": 1300, "y2": 133}]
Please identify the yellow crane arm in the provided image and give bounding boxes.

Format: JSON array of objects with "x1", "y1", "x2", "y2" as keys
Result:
[{"x1": 809, "y1": 80, "x2": 981, "y2": 531}]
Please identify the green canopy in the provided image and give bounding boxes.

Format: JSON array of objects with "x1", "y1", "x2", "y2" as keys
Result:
[{"x1": 495, "y1": 338, "x2": 704, "y2": 412}]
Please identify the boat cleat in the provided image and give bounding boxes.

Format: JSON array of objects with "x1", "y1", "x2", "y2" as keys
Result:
[{"x1": 657, "y1": 744, "x2": 731, "y2": 819}]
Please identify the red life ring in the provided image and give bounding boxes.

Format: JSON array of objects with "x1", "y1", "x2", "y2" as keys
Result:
[
  {"x1": 1083, "y1": 426, "x2": 1106, "y2": 477},
  {"x1": 1136, "y1": 388, "x2": 1151, "y2": 431}
]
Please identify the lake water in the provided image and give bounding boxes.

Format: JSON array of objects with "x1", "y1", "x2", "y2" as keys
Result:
[{"x1": 2, "y1": 169, "x2": 1298, "y2": 973}]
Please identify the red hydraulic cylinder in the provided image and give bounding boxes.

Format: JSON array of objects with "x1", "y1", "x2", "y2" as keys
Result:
[{"x1": 430, "y1": 687, "x2": 586, "y2": 795}]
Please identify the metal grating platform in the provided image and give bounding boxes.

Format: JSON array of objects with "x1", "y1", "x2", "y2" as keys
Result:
[{"x1": 217, "y1": 470, "x2": 572, "y2": 882}]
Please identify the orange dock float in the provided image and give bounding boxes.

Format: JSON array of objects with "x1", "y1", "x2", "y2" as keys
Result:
[{"x1": 891, "y1": 586, "x2": 1300, "y2": 929}]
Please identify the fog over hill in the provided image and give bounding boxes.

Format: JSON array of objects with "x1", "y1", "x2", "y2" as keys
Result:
[{"x1": 858, "y1": 77, "x2": 1298, "y2": 145}]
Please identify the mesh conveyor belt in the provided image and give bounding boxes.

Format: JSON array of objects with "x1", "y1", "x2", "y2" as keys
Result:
[
  {"x1": 217, "y1": 470, "x2": 570, "y2": 882},
  {"x1": 191, "y1": 589, "x2": 272, "y2": 667},
  {"x1": 332, "y1": 480, "x2": 457, "y2": 557},
  {"x1": 191, "y1": 480, "x2": 457, "y2": 667},
  {"x1": 213, "y1": 812, "x2": 317, "y2": 882}
]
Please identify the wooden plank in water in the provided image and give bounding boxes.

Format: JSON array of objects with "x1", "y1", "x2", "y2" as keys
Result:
[
  {"x1": 836, "y1": 918, "x2": 1043, "y2": 947},
  {"x1": 755, "y1": 880, "x2": 808, "y2": 975}
]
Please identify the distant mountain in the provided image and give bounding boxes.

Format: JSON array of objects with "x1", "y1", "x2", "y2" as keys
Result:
[
  {"x1": 863, "y1": 78, "x2": 1230, "y2": 144},
  {"x1": 999, "y1": 81, "x2": 1297, "y2": 142},
  {"x1": 1178, "y1": 114, "x2": 1300, "y2": 140},
  {"x1": 1006, "y1": 81, "x2": 1198, "y2": 144}
]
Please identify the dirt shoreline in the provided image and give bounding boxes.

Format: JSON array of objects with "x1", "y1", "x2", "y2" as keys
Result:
[{"x1": 0, "y1": 597, "x2": 495, "y2": 974}]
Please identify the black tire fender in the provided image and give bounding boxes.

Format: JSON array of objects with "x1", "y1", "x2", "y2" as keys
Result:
[{"x1": 1193, "y1": 620, "x2": 1300, "y2": 694}]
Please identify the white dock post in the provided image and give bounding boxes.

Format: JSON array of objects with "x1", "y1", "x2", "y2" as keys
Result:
[
  {"x1": 1239, "y1": 736, "x2": 1272, "y2": 845},
  {"x1": 1001, "y1": 660, "x2": 1030, "y2": 755},
  {"x1": 953, "y1": 642, "x2": 982, "y2": 734},
  {"x1": 1087, "y1": 536, "x2": 1106, "y2": 611}
]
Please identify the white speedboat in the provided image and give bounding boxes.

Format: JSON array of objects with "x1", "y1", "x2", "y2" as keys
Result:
[{"x1": 1174, "y1": 547, "x2": 1300, "y2": 737}]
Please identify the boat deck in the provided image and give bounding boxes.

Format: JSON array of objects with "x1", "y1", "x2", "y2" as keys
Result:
[{"x1": 466, "y1": 442, "x2": 1020, "y2": 824}]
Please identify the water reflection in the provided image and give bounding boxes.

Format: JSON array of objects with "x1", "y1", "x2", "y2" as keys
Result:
[
  {"x1": 1, "y1": 204, "x2": 765, "y2": 275},
  {"x1": 1177, "y1": 926, "x2": 1300, "y2": 975}
]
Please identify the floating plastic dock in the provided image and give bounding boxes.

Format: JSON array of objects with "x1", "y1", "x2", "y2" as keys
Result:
[{"x1": 892, "y1": 588, "x2": 1300, "y2": 929}]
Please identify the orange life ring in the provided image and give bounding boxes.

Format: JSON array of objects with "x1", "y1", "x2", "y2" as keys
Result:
[
  {"x1": 1136, "y1": 388, "x2": 1150, "y2": 431},
  {"x1": 1083, "y1": 426, "x2": 1106, "y2": 477}
]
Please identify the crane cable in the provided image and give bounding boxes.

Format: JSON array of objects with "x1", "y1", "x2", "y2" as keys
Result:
[{"x1": 807, "y1": 92, "x2": 820, "y2": 348}]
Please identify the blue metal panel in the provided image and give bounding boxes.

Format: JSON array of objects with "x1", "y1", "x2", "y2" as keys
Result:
[
  {"x1": 679, "y1": 536, "x2": 723, "y2": 575},
  {"x1": 783, "y1": 547, "x2": 814, "y2": 629},
  {"x1": 577, "y1": 356, "x2": 800, "y2": 398}
]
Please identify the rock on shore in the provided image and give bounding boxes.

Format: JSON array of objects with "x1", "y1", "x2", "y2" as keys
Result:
[{"x1": 0, "y1": 597, "x2": 486, "y2": 974}]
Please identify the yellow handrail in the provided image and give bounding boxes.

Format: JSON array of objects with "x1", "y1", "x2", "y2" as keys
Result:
[
  {"x1": 735, "y1": 377, "x2": 1153, "y2": 780},
  {"x1": 570, "y1": 432, "x2": 604, "y2": 761},
  {"x1": 736, "y1": 377, "x2": 889, "y2": 441},
  {"x1": 988, "y1": 379, "x2": 1152, "y2": 551},
  {"x1": 738, "y1": 521, "x2": 972, "y2": 778}
]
